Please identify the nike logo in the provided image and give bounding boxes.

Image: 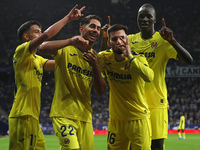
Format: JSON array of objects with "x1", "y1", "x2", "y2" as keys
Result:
[
  {"x1": 19, "y1": 138, "x2": 25, "y2": 142},
  {"x1": 106, "y1": 63, "x2": 111, "y2": 65},
  {"x1": 70, "y1": 54, "x2": 77, "y2": 56},
  {"x1": 132, "y1": 41, "x2": 138, "y2": 44}
]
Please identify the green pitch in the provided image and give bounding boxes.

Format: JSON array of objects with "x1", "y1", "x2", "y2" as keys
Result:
[{"x1": 0, "y1": 134, "x2": 200, "y2": 150}]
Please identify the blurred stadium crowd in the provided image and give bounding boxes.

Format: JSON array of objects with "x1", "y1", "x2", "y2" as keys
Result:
[
  {"x1": 0, "y1": 72, "x2": 200, "y2": 129},
  {"x1": 0, "y1": 0, "x2": 200, "y2": 131}
]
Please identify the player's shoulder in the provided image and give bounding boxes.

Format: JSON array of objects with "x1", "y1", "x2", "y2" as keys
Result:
[
  {"x1": 14, "y1": 41, "x2": 32, "y2": 60},
  {"x1": 98, "y1": 49, "x2": 113, "y2": 56},
  {"x1": 56, "y1": 45, "x2": 76, "y2": 56},
  {"x1": 98, "y1": 49, "x2": 114, "y2": 64},
  {"x1": 153, "y1": 31, "x2": 162, "y2": 39},
  {"x1": 15, "y1": 41, "x2": 30, "y2": 52},
  {"x1": 128, "y1": 32, "x2": 140, "y2": 39}
]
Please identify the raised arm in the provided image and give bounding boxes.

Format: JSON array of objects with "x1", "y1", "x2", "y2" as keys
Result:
[
  {"x1": 159, "y1": 18, "x2": 193, "y2": 64},
  {"x1": 39, "y1": 36, "x2": 89, "y2": 55},
  {"x1": 101, "y1": 16, "x2": 110, "y2": 51},
  {"x1": 29, "y1": 4, "x2": 85, "y2": 53}
]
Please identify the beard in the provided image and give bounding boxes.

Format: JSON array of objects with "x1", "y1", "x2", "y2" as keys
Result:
[{"x1": 113, "y1": 49, "x2": 123, "y2": 54}]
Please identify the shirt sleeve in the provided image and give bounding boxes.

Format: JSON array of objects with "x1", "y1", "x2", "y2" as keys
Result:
[{"x1": 128, "y1": 54, "x2": 154, "y2": 82}]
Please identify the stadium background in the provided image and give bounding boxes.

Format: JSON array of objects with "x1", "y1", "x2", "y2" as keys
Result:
[{"x1": 0, "y1": 0, "x2": 199, "y2": 136}]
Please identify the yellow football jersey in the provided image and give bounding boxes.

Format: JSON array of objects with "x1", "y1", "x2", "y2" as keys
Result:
[
  {"x1": 9, "y1": 41, "x2": 48, "y2": 120},
  {"x1": 128, "y1": 32, "x2": 177, "y2": 108},
  {"x1": 98, "y1": 50, "x2": 153, "y2": 120},
  {"x1": 50, "y1": 46, "x2": 94, "y2": 123}
]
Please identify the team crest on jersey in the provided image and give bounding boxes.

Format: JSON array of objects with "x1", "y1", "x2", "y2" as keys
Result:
[
  {"x1": 64, "y1": 138, "x2": 70, "y2": 144},
  {"x1": 124, "y1": 63, "x2": 131, "y2": 70},
  {"x1": 151, "y1": 41, "x2": 158, "y2": 49}
]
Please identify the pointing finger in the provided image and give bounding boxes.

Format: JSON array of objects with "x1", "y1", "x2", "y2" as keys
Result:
[
  {"x1": 126, "y1": 36, "x2": 129, "y2": 45},
  {"x1": 72, "y1": 4, "x2": 78, "y2": 11},
  {"x1": 80, "y1": 6, "x2": 86, "y2": 12},
  {"x1": 162, "y1": 18, "x2": 166, "y2": 27},
  {"x1": 108, "y1": 16, "x2": 110, "y2": 25}
]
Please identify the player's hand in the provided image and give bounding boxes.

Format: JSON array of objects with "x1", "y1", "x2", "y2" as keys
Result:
[
  {"x1": 83, "y1": 50, "x2": 99, "y2": 68},
  {"x1": 101, "y1": 16, "x2": 111, "y2": 38},
  {"x1": 67, "y1": 4, "x2": 85, "y2": 21},
  {"x1": 70, "y1": 36, "x2": 89, "y2": 49},
  {"x1": 159, "y1": 18, "x2": 174, "y2": 42}
]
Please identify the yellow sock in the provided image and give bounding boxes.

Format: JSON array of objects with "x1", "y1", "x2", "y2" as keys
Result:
[
  {"x1": 178, "y1": 132, "x2": 181, "y2": 138},
  {"x1": 183, "y1": 133, "x2": 185, "y2": 138}
]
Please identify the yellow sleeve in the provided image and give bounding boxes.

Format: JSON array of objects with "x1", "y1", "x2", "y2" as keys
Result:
[{"x1": 128, "y1": 54, "x2": 154, "y2": 82}]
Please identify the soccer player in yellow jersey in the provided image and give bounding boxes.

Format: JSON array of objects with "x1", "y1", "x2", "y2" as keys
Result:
[
  {"x1": 38, "y1": 15, "x2": 106, "y2": 150},
  {"x1": 8, "y1": 5, "x2": 85, "y2": 150},
  {"x1": 84, "y1": 24, "x2": 154, "y2": 150},
  {"x1": 178, "y1": 113, "x2": 185, "y2": 139},
  {"x1": 128, "y1": 3, "x2": 193, "y2": 150},
  {"x1": 101, "y1": 3, "x2": 193, "y2": 150}
]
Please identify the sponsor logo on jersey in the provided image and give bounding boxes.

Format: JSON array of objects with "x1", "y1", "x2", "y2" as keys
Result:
[
  {"x1": 33, "y1": 67, "x2": 43, "y2": 81},
  {"x1": 106, "y1": 70, "x2": 132, "y2": 83},
  {"x1": 139, "y1": 52, "x2": 155, "y2": 58},
  {"x1": 107, "y1": 70, "x2": 132, "y2": 80},
  {"x1": 67, "y1": 63, "x2": 93, "y2": 77}
]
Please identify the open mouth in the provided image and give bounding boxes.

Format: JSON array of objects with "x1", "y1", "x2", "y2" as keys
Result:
[
  {"x1": 141, "y1": 23, "x2": 148, "y2": 28},
  {"x1": 89, "y1": 33, "x2": 97, "y2": 41}
]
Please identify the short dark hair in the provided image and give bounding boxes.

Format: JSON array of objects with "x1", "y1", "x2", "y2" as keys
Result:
[
  {"x1": 107, "y1": 24, "x2": 128, "y2": 39},
  {"x1": 80, "y1": 15, "x2": 102, "y2": 26},
  {"x1": 17, "y1": 20, "x2": 42, "y2": 41}
]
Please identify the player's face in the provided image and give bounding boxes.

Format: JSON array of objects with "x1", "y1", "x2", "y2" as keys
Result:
[
  {"x1": 25, "y1": 25, "x2": 42, "y2": 41},
  {"x1": 137, "y1": 7, "x2": 156, "y2": 32},
  {"x1": 108, "y1": 29, "x2": 127, "y2": 54},
  {"x1": 80, "y1": 19, "x2": 101, "y2": 44}
]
